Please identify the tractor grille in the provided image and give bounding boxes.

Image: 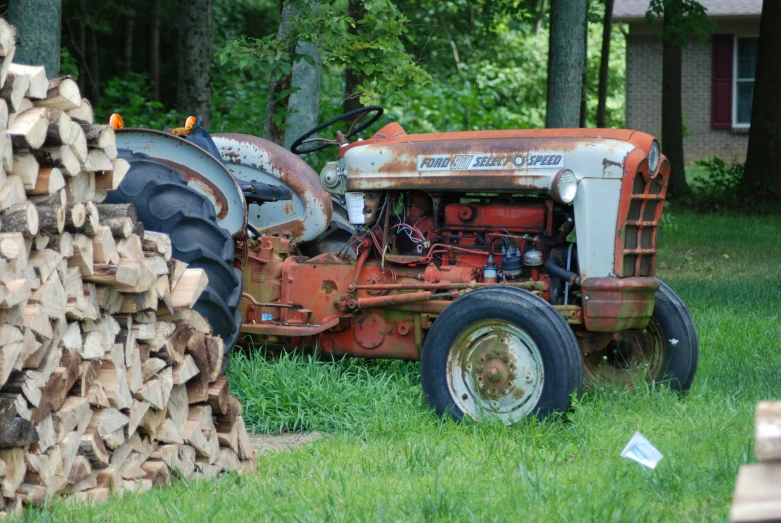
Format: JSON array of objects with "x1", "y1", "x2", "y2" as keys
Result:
[{"x1": 621, "y1": 173, "x2": 666, "y2": 277}]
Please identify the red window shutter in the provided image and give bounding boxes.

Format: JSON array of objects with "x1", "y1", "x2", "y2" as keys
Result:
[{"x1": 712, "y1": 34, "x2": 733, "y2": 129}]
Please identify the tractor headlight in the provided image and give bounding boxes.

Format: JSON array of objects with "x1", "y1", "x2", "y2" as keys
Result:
[
  {"x1": 648, "y1": 140, "x2": 661, "y2": 176},
  {"x1": 551, "y1": 169, "x2": 578, "y2": 204}
]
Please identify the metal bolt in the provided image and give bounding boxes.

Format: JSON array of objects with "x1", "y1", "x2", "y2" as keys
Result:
[{"x1": 487, "y1": 368, "x2": 500, "y2": 382}]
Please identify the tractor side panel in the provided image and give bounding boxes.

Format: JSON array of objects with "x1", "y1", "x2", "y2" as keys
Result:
[{"x1": 212, "y1": 134, "x2": 332, "y2": 244}]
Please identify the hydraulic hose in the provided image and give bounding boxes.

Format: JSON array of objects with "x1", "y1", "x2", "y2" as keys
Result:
[{"x1": 544, "y1": 255, "x2": 581, "y2": 287}]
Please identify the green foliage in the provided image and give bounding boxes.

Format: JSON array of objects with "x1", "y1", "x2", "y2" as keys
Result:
[
  {"x1": 646, "y1": 0, "x2": 716, "y2": 47},
  {"x1": 220, "y1": 0, "x2": 431, "y2": 109},
  {"x1": 95, "y1": 72, "x2": 184, "y2": 130},
  {"x1": 59, "y1": 48, "x2": 79, "y2": 79},
  {"x1": 386, "y1": 7, "x2": 625, "y2": 132},
  {"x1": 687, "y1": 157, "x2": 775, "y2": 212}
]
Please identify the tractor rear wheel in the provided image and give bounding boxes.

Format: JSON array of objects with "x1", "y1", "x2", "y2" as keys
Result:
[
  {"x1": 105, "y1": 150, "x2": 243, "y2": 366},
  {"x1": 420, "y1": 286, "x2": 582, "y2": 424}
]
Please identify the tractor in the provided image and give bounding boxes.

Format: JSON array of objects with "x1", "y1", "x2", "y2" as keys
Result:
[{"x1": 107, "y1": 106, "x2": 698, "y2": 424}]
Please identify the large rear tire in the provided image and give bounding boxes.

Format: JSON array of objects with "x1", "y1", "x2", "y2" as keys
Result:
[
  {"x1": 105, "y1": 150, "x2": 243, "y2": 362},
  {"x1": 421, "y1": 286, "x2": 583, "y2": 424}
]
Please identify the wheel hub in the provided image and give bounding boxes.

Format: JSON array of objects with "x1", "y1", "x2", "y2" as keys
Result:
[
  {"x1": 472, "y1": 347, "x2": 516, "y2": 398},
  {"x1": 447, "y1": 320, "x2": 544, "y2": 424},
  {"x1": 582, "y1": 323, "x2": 665, "y2": 387}
]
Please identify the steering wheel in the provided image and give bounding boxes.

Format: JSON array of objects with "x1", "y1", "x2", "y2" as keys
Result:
[{"x1": 290, "y1": 106, "x2": 384, "y2": 155}]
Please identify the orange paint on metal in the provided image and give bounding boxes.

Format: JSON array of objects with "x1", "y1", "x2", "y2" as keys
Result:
[{"x1": 580, "y1": 277, "x2": 660, "y2": 332}]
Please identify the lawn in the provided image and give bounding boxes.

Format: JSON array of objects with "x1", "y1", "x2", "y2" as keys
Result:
[{"x1": 22, "y1": 212, "x2": 781, "y2": 522}]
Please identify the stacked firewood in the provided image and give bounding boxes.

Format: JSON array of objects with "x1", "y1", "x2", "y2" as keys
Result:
[
  {"x1": 0, "y1": 20, "x2": 256, "y2": 517},
  {"x1": 730, "y1": 401, "x2": 781, "y2": 522}
]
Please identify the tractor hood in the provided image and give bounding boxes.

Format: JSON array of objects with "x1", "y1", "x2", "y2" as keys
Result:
[{"x1": 339, "y1": 123, "x2": 655, "y2": 192}]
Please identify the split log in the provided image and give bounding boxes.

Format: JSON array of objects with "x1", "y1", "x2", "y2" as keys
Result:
[
  {"x1": 0, "y1": 19, "x2": 15, "y2": 57},
  {"x1": 36, "y1": 205, "x2": 65, "y2": 236},
  {"x1": 0, "y1": 67, "x2": 29, "y2": 111},
  {"x1": 171, "y1": 269, "x2": 208, "y2": 311},
  {"x1": 69, "y1": 122, "x2": 87, "y2": 164},
  {"x1": 10, "y1": 153, "x2": 38, "y2": 190},
  {"x1": 32, "y1": 145, "x2": 80, "y2": 176},
  {"x1": 44, "y1": 108, "x2": 74, "y2": 146},
  {"x1": 755, "y1": 401, "x2": 781, "y2": 461},
  {"x1": 33, "y1": 77, "x2": 81, "y2": 111},
  {"x1": 7, "y1": 107, "x2": 48, "y2": 149},
  {"x1": 0, "y1": 175, "x2": 27, "y2": 210},
  {"x1": 95, "y1": 159, "x2": 129, "y2": 192},
  {"x1": 1, "y1": 202, "x2": 38, "y2": 237},
  {"x1": 67, "y1": 98, "x2": 93, "y2": 124},
  {"x1": 28, "y1": 167, "x2": 64, "y2": 196},
  {"x1": 7, "y1": 64, "x2": 47, "y2": 99}
]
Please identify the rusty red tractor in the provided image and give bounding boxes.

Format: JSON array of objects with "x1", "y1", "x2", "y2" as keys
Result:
[{"x1": 108, "y1": 106, "x2": 698, "y2": 424}]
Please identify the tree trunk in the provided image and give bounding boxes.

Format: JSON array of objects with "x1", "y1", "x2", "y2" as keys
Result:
[
  {"x1": 88, "y1": 27, "x2": 101, "y2": 106},
  {"x1": 123, "y1": 0, "x2": 135, "y2": 72},
  {"x1": 661, "y1": 7, "x2": 690, "y2": 199},
  {"x1": 546, "y1": 0, "x2": 587, "y2": 128},
  {"x1": 264, "y1": 1, "x2": 297, "y2": 146},
  {"x1": 8, "y1": 0, "x2": 62, "y2": 78},
  {"x1": 149, "y1": 0, "x2": 161, "y2": 101},
  {"x1": 579, "y1": 0, "x2": 589, "y2": 128},
  {"x1": 743, "y1": 0, "x2": 781, "y2": 200},
  {"x1": 344, "y1": 0, "x2": 366, "y2": 114},
  {"x1": 178, "y1": 0, "x2": 212, "y2": 127},
  {"x1": 597, "y1": 0, "x2": 615, "y2": 128},
  {"x1": 536, "y1": 0, "x2": 548, "y2": 36},
  {"x1": 283, "y1": 40, "x2": 322, "y2": 149}
]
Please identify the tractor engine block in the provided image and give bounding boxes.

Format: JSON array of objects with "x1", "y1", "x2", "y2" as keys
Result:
[{"x1": 237, "y1": 190, "x2": 578, "y2": 360}]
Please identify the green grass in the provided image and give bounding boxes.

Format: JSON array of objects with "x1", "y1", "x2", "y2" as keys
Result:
[{"x1": 21, "y1": 212, "x2": 781, "y2": 522}]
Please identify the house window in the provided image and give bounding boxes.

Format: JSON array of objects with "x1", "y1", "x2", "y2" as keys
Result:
[{"x1": 733, "y1": 37, "x2": 758, "y2": 128}]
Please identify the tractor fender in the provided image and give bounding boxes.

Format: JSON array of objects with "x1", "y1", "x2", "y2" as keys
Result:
[
  {"x1": 211, "y1": 133, "x2": 332, "y2": 245},
  {"x1": 115, "y1": 129, "x2": 248, "y2": 236}
]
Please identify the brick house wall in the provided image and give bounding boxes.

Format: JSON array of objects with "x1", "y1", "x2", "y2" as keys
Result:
[{"x1": 623, "y1": 20, "x2": 758, "y2": 164}]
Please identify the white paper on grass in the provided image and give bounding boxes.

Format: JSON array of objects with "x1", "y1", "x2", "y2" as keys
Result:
[{"x1": 620, "y1": 432, "x2": 663, "y2": 469}]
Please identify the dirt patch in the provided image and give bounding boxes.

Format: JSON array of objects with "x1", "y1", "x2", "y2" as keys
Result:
[{"x1": 250, "y1": 432, "x2": 325, "y2": 454}]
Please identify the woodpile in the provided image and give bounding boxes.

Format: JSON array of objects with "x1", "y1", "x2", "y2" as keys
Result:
[
  {"x1": 0, "y1": 20, "x2": 256, "y2": 517},
  {"x1": 730, "y1": 401, "x2": 781, "y2": 522}
]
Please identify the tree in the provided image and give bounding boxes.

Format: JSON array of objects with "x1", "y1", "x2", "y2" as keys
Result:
[
  {"x1": 263, "y1": 1, "x2": 298, "y2": 146},
  {"x1": 343, "y1": 0, "x2": 366, "y2": 114},
  {"x1": 283, "y1": 40, "x2": 323, "y2": 149},
  {"x1": 178, "y1": 0, "x2": 213, "y2": 127},
  {"x1": 8, "y1": 0, "x2": 62, "y2": 78},
  {"x1": 743, "y1": 0, "x2": 781, "y2": 200},
  {"x1": 596, "y1": 0, "x2": 615, "y2": 128},
  {"x1": 546, "y1": 0, "x2": 587, "y2": 128},
  {"x1": 579, "y1": 0, "x2": 589, "y2": 128},
  {"x1": 646, "y1": 0, "x2": 713, "y2": 200}
]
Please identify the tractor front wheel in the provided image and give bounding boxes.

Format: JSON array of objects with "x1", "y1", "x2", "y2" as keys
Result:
[
  {"x1": 582, "y1": 280, "x2": 698, "y2": 391},
  {"x1": 420, "y1": 287, "x2": 582, "y2": 424},
  {"x1": 105, "y1": 150, "x2": 243, "y2": 370}
]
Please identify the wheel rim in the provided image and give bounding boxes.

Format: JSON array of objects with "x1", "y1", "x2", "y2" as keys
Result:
[
  {"x1": 582, "y1": 320, "x2": 666, "y2": 387},
  {"x1": 446, "y1": 320, "x2": 544, "y2": 424}
]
